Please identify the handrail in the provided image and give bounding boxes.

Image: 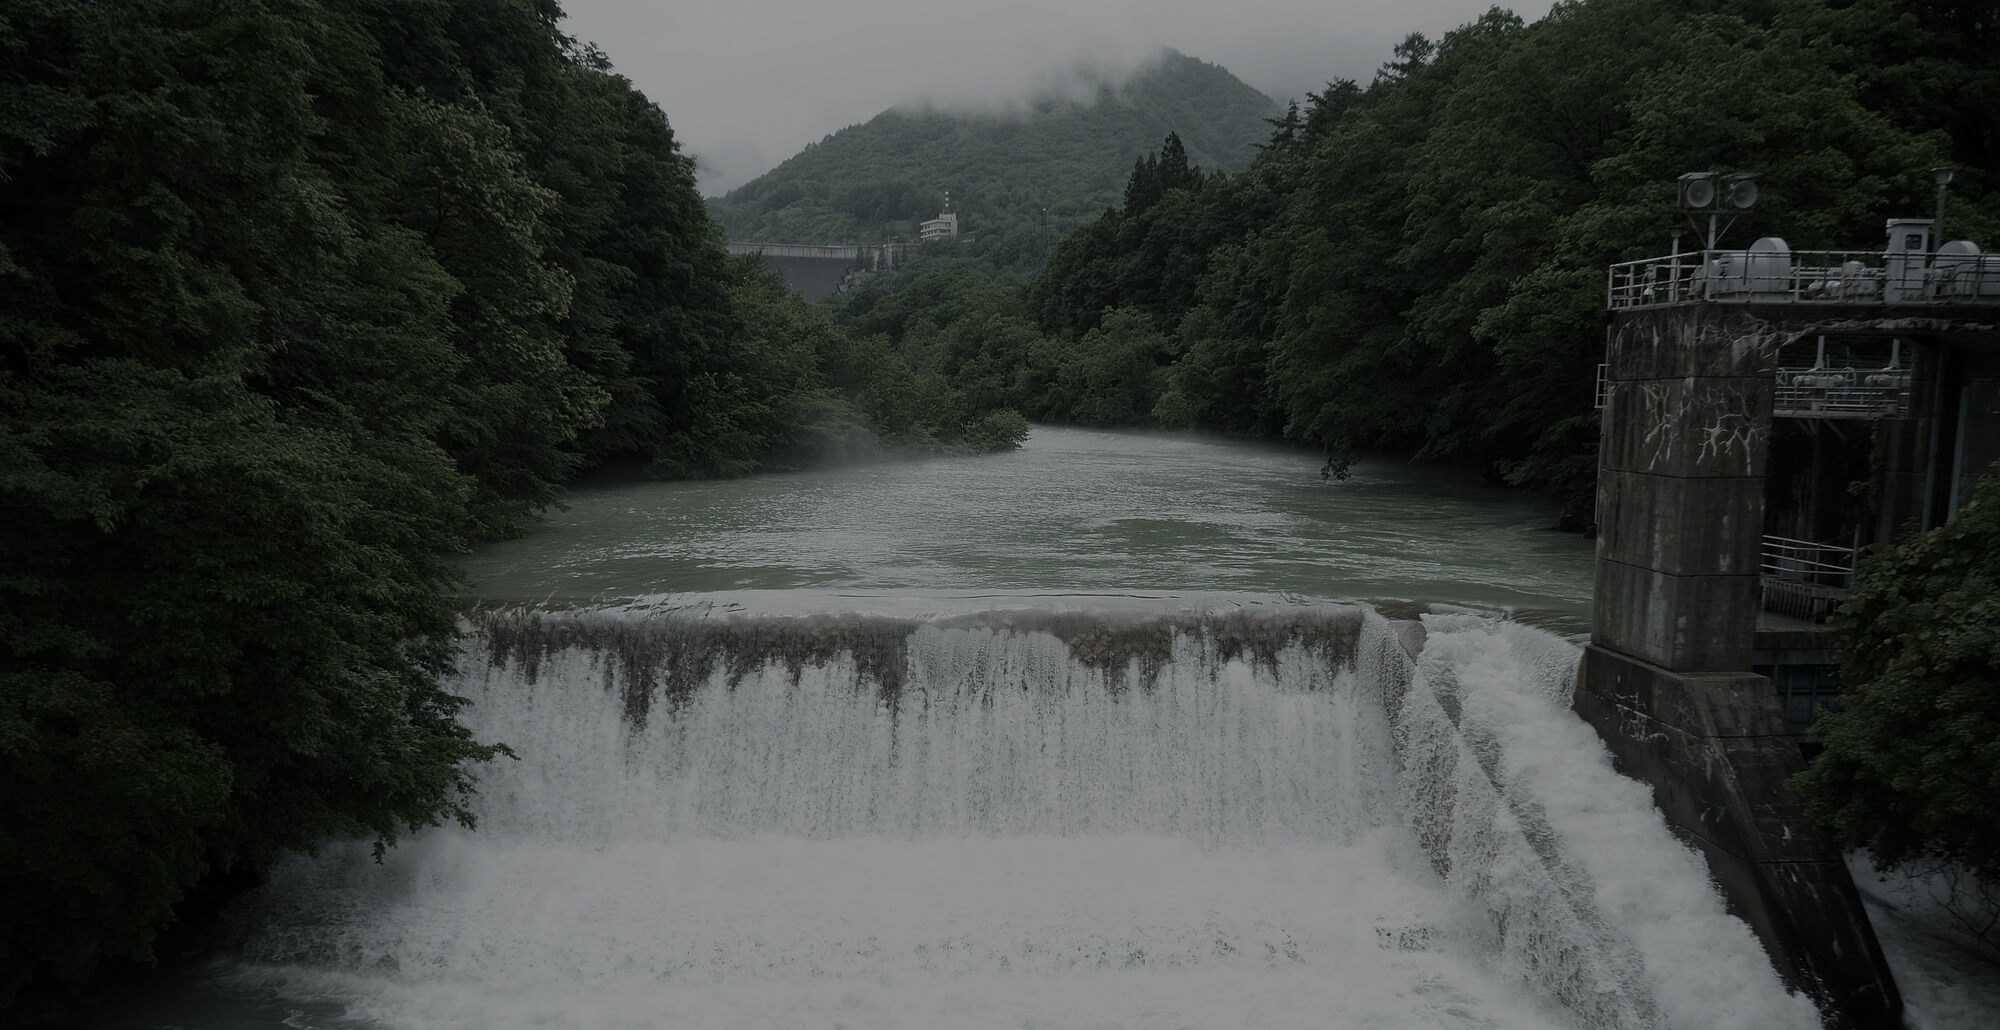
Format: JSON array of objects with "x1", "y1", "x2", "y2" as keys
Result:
[
  {"x1": 1596, "y1": 364, "x2": 1909, "y2": 419},
  {"x1": 1758, "y1": 534, "x2": 1857, "y2": 621},
  {"x1": 1607, "y1": 247, "x2": 2000, "y2": 310},
  {"x1": 1759, "y1": 534, "x2": 1856, "y2": 586},
  {"x1": 1773, "y1": 365, "x2": 1911, "y2": 419}
]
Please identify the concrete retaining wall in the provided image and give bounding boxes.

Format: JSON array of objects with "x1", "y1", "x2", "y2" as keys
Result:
[{"x1": 1573, "y1": 645, "x2": 1898, "y2": 1026}]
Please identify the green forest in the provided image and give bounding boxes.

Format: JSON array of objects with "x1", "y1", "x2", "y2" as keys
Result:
[
  {"x1": 707, "y1": 49, "x2": 1280, "y2": 281},
  {"x1": 847, "y1": 0, "x2": 1997, "y2": 525},
  {"x1": 0, "y1": 0, "x2": 1023, "y2": 1007}
]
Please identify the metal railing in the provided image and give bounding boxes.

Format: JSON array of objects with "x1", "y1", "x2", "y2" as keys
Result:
[
  {"x1": 1758, "y1": 534, "x2": 1857, "y2": 622},
  {"x1": 1598, "y1": 360, "x2": 1907, "y2": 419},
  {"x1": 1773, "y1": 366, "x2": 1911, "y2": 419},
  {"x1": 1607, "y1": 248, "x2": 2000, "y2": 310}
]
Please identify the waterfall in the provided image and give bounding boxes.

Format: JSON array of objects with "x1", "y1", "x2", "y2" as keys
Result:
[{"x1": 228, "y1": 605, "x2": 1819, "y2": 1030}]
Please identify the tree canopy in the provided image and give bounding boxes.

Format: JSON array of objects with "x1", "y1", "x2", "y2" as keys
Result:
[
  {"x1": 1794, "y1": 462, "x2": 2000, "y2": 880},
  {"x1": 0, "y1": 0, "x2": 1022, "y2": 1007}
]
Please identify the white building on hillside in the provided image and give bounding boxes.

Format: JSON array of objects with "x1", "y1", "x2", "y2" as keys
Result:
[{"x1": 919, "y1": 191, "x2": 960, "y2": 242}]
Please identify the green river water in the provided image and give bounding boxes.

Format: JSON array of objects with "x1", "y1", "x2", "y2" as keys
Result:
[{"x1": 456, "y1": 426, "x2": 1594, "y2": 621}]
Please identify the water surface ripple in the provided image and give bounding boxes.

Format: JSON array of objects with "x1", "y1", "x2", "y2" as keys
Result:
[{"x1": 459, "y1": 427, "x2": 1593, "y2": 621}]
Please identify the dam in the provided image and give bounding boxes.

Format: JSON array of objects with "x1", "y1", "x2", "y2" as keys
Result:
[{"x1": 726, "y1": 241, "x2": 916, "y2": 301}]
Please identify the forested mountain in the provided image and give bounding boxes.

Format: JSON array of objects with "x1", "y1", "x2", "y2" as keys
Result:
[
  {"x1": 0, "y1": 0, "x2": 1022, "y2": 1010},
  {"x1": 866, "y1": 0, "x2": 1997, "y2": 525},
  {"x1": 707, "y1": 50, "x2": 1281, "y2": 280}
]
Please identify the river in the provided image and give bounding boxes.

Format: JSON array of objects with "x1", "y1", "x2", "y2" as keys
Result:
[
  {"x1": 454, "y1": 427, "x2": 1594, "y2": 618},
  {"x1": 85, "y1": 428, "x2": 1834, "y2": 1030}
]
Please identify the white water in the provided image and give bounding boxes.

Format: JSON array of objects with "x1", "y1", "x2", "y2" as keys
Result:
[
  {"x1": 207, "y1": 607, "x2": 1818, "y2": 1030},
  {"x1": 1848, "y1": 853, "x2": 2000, "y2": 1030}
]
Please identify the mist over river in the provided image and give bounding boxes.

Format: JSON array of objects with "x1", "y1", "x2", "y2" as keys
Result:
[{"x1": 86, "y1": 428, "x2": 1843, "y2": 1030}]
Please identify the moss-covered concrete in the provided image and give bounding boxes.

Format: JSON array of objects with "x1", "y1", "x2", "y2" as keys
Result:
[{"x1": 465, "y1": 604, "x2": 1366, "y2": 725}]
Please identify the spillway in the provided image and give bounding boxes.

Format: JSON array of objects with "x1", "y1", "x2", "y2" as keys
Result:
[{"x1": 223, "y1": 604, "x2": 1820, "y2": 1030}]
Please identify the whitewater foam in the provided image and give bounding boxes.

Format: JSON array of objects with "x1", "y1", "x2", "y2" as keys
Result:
[{"x1": 221, "y1": 605, "x2": 1817, "y2": 1030}]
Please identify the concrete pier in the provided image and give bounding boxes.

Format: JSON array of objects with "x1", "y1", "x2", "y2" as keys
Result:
[{"x1": 1576, "y1": 305, "x2": 1901, "y2": 1027}]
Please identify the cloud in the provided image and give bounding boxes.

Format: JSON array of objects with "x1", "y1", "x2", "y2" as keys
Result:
[{"x1": 555, "y1": 1, "x2": 1555, "y2": 194}]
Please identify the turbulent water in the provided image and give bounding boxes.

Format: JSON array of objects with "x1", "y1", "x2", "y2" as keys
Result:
[
  {"x1": 92, "y1": 430, "x2": 1827, "y2": 1029},
  {"x1": 138, "y1": 606, "x2": 1812, "y2": 1030}
]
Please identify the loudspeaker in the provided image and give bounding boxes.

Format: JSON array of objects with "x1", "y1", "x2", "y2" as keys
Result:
[
  {"x1": 1723, "y1": 173, "x2": 1758, "y2": 210},
  {"x1": 1679, "y1": 172, "x2": 1717, "y2": 211}
]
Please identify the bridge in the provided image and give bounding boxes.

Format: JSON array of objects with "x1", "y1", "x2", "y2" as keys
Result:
[
  {"x1": 726, "y1": 241, "x2": 917, "y2": 301},
  {"x1": 1580, "y1": 210, "x2": 2000, "y2": 1029}
]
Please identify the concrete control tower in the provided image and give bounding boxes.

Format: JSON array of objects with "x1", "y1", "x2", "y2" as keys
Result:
[{"x1": 1577, "y1": 170, "x2": 2000, "y2": 1030}]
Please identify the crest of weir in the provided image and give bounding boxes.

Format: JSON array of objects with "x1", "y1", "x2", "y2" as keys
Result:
[{"x1": 447, "y1": 604, "x2": 1665, "y2": 1028}]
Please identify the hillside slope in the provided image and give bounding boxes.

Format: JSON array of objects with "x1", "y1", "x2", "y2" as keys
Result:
[{"x1": 707, "y1": 50, "x2": 1280, "y2": 279}]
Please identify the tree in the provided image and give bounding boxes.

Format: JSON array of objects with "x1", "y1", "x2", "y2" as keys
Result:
[
  {"x1": 1794, "y1": 461, "x2": 2000, "y2": 882},
  {"x1": 1054, "y1": 308, "x2": 1174, "y2": 425},
  {"x1": 0, "y1": 0, "x2": 508, "y2": 1003}
]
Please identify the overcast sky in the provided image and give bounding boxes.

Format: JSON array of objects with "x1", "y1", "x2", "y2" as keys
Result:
[{"x1": 555, "y1": 1, "x2": 1558, "y2": 196}]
